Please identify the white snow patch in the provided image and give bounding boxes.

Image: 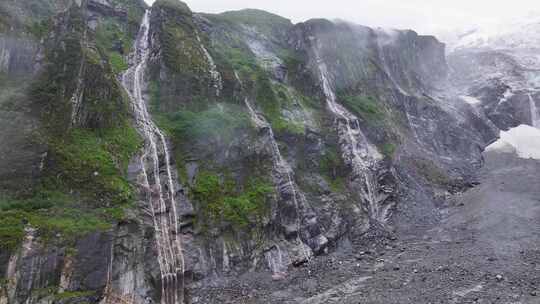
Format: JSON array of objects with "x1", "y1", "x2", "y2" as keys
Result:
[
  {"x1": 460, "y1": 95, "x2": 482, "y2": 105},
  {"x1": 446, "y1": 12, "x2": 540, "y2": 53},
  {"x1": 486, "y1": 125, "x2": 540, "y2": 160}
]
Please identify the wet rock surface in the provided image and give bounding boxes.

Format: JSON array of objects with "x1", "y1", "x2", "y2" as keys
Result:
[
  {"x1": 2, "y1": 1, "x2": 540, "y2": 303},
  {"x1": 193, "y1": 150, "x2": 540, "y2": 303}
]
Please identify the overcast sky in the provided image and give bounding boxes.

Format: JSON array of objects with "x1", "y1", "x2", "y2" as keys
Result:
[{"x1": 144, "y1": 0, "x2": 540, "y2": 35}]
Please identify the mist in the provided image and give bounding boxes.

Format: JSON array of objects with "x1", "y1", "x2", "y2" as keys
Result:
[{"x1": 144, "y1": 0, "x2": 540, "y2": 35}]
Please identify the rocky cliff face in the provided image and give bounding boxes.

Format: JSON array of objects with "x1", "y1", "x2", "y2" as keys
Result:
[
  {"x1": 0, "y1": 1, "x2": 505, "y2": 303},
  {"x1": 447, "y1": 17, "x2": 540, "y2": 131}
]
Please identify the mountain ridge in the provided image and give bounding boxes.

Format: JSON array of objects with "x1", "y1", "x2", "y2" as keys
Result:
[{"x1": 0, "y1": 0, "x2": 538, "y2": 303}]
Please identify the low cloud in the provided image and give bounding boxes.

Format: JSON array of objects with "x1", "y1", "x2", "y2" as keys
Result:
[{"x1": 145, "y1": 0, "x2": 540, "y2": 36}]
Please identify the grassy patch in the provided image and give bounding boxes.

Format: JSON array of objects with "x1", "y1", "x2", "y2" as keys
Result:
[
  {"x1": 339, "y1": 94, "x2": 385, "y2": 124},
  {"x1": 95, "y1": 19, "x2": 132, "y2": 54},
  {"x1": 380, "y1": 142, "x2": 397, "y2": 159},
  {"x1": 338, "y1": 93, "x2": 400, "y2": 159},
  {"x1": 0, "y1": 209, "x2": 27, "y2": 251},
  {"x1": 26, "y1": 19, "x2": 50, "y2": 39},
  {"x1": 154, "y1": 0, "x2": 191, "y2": 13},
  {"x1": 217, "y1": 9, "x2": 292, "y2": 38},
  {"x1": 282, "y1": 51, "x2": 303, "y2": 73},
  {"x1": 192, "y1": 171, "x2": 273, "y2": 229},
  {"x1": 155, "y1": 104, "x2": 252, "y2": 185},
  {"x1": 219, "y1": 46, "x2": 259, "y2": 80},
  {"x1": 157, "y1": 104, "x2": 251, "y2": 144},
  {"x1": 319, "y1": 146, "x2": 346, "y2": 192},
  {"x1": 95, "y1": 19, "x2": 132, "y2": 74},
  {"x1": 45, "y1": 127, "x2": 141, "y2": 206},
  {"x1": 0, "y1": 2, "x2": 141, "y2": 252},
  {"x1": 109, "y1": 0, "x2": 145, "y2": 34},
  {"x1": 108, "y1": 52, "x2": 128, "y2": 74},
  {"x1": 154, "y1": 1, "x2": 208, "y2": 75},
  {"x1": 0, "y1": 191, "x2": 113, "y2": 251},
  {"x1": 253, "y1": 71, "x2": 305, "y2": 135},
  {"x1": 100, "y1": 124, "x2": 142, "y2": 170},
  {"x1": 208, "y1": 28, "x2": 313, "y2": 135},
  {"x1": 148, "y1": 80, "x2": 161, "y2": 113}
]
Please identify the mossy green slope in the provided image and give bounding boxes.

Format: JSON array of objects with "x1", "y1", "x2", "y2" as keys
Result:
[
  {"x1": 148, "y1": 0, "x2": 218, "y2": 112},
  {"x1": 0, "y1": 1, "x2": 143, "y2": 251}
]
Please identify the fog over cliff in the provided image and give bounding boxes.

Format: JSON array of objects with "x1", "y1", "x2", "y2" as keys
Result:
[
  {"x1": 144, "y1": 0, "x2": 540, "y2": 35},
  {"x1": 1, "y1": 0, "x2": 540, "y2": 303}
]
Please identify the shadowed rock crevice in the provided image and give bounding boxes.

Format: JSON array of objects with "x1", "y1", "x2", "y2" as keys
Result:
[{"x1": 2, "y1": 1, "x2": 538, "y2": 303}]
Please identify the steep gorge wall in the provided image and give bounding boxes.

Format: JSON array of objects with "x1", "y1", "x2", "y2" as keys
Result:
[
  {"x1": 0, "y1": 0, "x2": 150, "y2": 303},
  {"x1": 0, "y1": 0, "x2": 499, "y2": 303}
]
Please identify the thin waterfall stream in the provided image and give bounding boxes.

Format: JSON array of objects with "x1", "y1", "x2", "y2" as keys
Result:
[
  {"x1": 243, "y1": 98, "x2": 311, "y2": 262},
  {"x1": 528, "y1": 93, "x2": 539, "y2": 128},
  {"x1": 196, "y1": 34, "x2": 222, "y2": 97},
  {"x1": 121, "y1": 10, "x2": 184, "y2": 304},
  {"x1": 235, "y1": 72, "x2": 310, "y2": 262},
  {"x1": 312, "y1": 44, "x2": 389, "y2": 223}
]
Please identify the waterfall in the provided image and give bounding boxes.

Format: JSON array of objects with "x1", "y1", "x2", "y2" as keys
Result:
[
  {"x1": 243, "y1": 97, "x2": 311, "y2": 261},
  {"x1": 265, "y1": 244, "x2": 287, "y2": 277},
  {"x1": 0, "y1": 43, "x2": 10, "y2": 72},
  {"x1": 196, "y1": 35, "x2": 222, "y2": 97},
  {"x1": 528, "y1": 93, "x2": 539, "y2": 128},
  {"x1": 121, "y1": 10, "x2": 184, "y2": 304},
  {"x1": 311, "y1": 45, "x2": 388, "y2": 223},
  {"x1": 69, "y1": 58, "x2": 85, "y2": 126},
  {"x1": 233, "y1": 72, "x2": 311, "y2": 262},
  {"x1": 70, "y1": 26, "x2": 88, "y2": 126}
]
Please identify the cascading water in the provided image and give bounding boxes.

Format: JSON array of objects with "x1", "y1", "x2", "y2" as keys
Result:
[
  {"x1": 243, "y1": 97, "x2": 311, "y2": 261},
  {"x1": 196, "y1": 35, "x2": 222, "y2": 97},
  {"x1": 121, "y1": 10, "x2": 184, "y2": 304},
  {"x1": 70, "y1": 27, "x2": 87, "y2": 126},
  {"x1": 69, "y1": 59, "x2": 85, "y2": 126},
  {"x1": 234, "y1": 72, "x2": 311, "y2": 262},
  {"x1": 311, "y1": 44, "x2": 389, "y2": 223},
  {"x1": 528, "y1": 93, "x2": 539, "y2": 128}
]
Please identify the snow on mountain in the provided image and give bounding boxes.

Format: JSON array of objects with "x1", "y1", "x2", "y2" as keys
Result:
[
  {"x1": 442, "y1": 12, "x2": 540, "y2": 54},
  {"x1": 486, "y1": 124, "x2": 540, "y2": 159}
]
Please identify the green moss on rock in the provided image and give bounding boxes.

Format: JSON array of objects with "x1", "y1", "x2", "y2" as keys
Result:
[
  {"x1": 4, "y1": 3, "x2": 144, "y2": 253},
  {"x1": 339, "y1": 94, "x2": 385, "y2": 124},
  {"x1": 95, "y1": 19, "x2": 132, "y2": 74},
  {"x1": 154, "y1": 0, "x2": 191, "y2": 14},
  {"x1": 216, "y1": 9, "x2": 292, "y2": 40},
  {"x1": 192, "y1": 171, "x2": 273, "y2": 229},
  {"x1": 254, "y1": 71, "x2": 303, "y2": 135},
  {"x1": 25, "y1": 19, "x2": 50, "y2": 39},
  {"x1": 157, "y1": 104, "x2": 252, "y2": 145},
  {"x1": 380, "y1": 142, "x2": 397, "y2": 159},
  {"x1": 153, "y1": 0, "x2": 206, "y2": 74},
  {"x1": 45, "y1": 127, "x2": 140, "y2": 206},
  {"x1": 148, "y1": 1, "x2": 222, "y2": 111},
  {"x1": 0, "y1": 191, "x2": 113, "y2": 251},
  {"x1": 319, "y1": 146, "x2": 347, "y2": 193}
]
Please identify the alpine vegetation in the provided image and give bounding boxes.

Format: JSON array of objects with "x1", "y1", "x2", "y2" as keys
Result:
[{"x1": 1, "y1": 0, "x2": 539, "y2": 303}]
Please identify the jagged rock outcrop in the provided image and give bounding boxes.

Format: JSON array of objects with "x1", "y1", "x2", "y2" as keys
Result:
[
  {"x1": 1, "y1": 0, "x2": 148, "y2": 303},
  {"x1": 447, "y1": 18, "x2": 540, "y2": 130},
  {"x1": 0, "y1": 1, "x2": 505, "y2": 303}
]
